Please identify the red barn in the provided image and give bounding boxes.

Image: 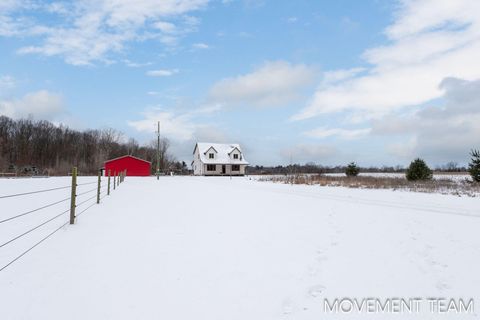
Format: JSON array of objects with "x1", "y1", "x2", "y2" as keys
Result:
[{"x1": 104, "y1": 155, "x2": 151, "y2": 177}]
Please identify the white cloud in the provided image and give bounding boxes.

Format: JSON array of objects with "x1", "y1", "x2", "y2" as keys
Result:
[
  {"x1": 386, "y1": 138, "x2": 417, "y2": 159},
  {"x1": 280, "y1": 144, "x2": 338, "y2": 163},
  {"x1": 0, "y1": 90, "x2": 65, "y2": 120},
  {"x1": 0, "y1": 0, "x2": 30, "y2": 36},
  {"x1": 192, "y1": 42, "x2": 209, "y2": 49},
  {"x1": 128, "y1": 104, "x2": 222, "y2": 141},
  {"x1": 128, "y1": 109, "x2": 195, "y2": 141},
  {"x1": 320, "y1": 68, "x2": 365, "y2": 86},
  {"x1": 153, "y1": 21, "x2": 177, "y2": 33},
  {"x1": 123, "y1": 59, "x2": 152, "y2": 68},
  {"x1": 209, "y1": 60, "x2": 316, "y2": 107},
  {"x1": 373, "y1": 78, "x2": 480, "y2": 164},
  {"x1": 0, "y1": 1, "x2": 24, "y2": 11},
  {"x1": 304, "y1": 127, "x2": 371, "y2": 140},
  {"x1": 287, "y1": 17, "x2": 298, "y2": 23},
  {"x1": 192, "y1": 125, "x2": 228, "y2": 143},
  {"x1": 146, "y1": 69, "x2": 179, "y2": 77},
  {"x1": 128, "y1": 104, "x2": 229, "y2": 165},
  {"x1": 2, "y1": 0, "x2": 209, "y2": 65},
  {"x1": 0, "y1": 75, "x2": 15, "y2": 91},
  {"x1": 292, "y1": 0, "x2": 480, "y2": 120}
]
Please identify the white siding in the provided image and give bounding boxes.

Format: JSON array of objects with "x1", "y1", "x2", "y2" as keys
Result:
[
  {"x1": 202, "y1": 164, "x2": 246, "y2": 176},
  {"x1": 229, "y1": 149, "x2": 242, "y2": 161},
  {"x1": 192, "y1": 143, "x2": 248, "y2": 176},
  {"x1": 192, "y1": 147, "x2": 203, "y2": 175}
]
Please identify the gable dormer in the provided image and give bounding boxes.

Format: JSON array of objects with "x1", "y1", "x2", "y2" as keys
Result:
[
  {"x1": 228, "y1": 147, "x2": 242, "y2": 160},
  {"x1": 204, "y1": 146, "x2": 218, "y2": 160}
]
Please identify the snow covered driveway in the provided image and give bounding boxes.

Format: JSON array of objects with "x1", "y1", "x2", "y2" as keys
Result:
[{"x1": 1, "y1": 176, "x2": 479, "y2": 319}]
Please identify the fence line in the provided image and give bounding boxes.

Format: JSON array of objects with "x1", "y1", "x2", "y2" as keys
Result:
[
  {"x1": 76, "y1": 187, "x2": 98, "y2": 197},
  {"x1": 77, "y1": 181, "x2": 98, "y2": 187},
  {"x1": 0, "y1": 209, "x2": 70, "y2": 249},
  {"x1": 0, "y1": 196, "x2": 71, "y2": 224},
  {"x1": 75, "y1": 194, "x2": 98, "y2": 208},
  {"x1": 76, "y1": 202, "x2": 98, "y2": 218},
  {"x1": 0, "y1": 221, "x2": 69, "y2": 272},
  {"x1": 0, "y1": 185, "x2": 71, "y2": 200},
  {"x1": 0, "y1": 168, "x2": 128, "y2": 272}
]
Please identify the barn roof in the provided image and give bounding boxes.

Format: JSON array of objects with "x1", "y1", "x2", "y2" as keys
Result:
[
  {"x1": 194, "y1": 142, "x2": 249, "y2": 165},
  {"x1": 104, "y1": 155, "x2": 151, "y2": 164}
]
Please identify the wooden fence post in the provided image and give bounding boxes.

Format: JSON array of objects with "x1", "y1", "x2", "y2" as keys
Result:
[
  {"x1": 107, "y1": 170, "x2": 111, "y2": 195},
  {"x1": 113, "y1": 172, "x2": 116, "y2": 190},
  {"x1": 117, "y1": 172, "x2": 120, "y2": 187},
  {"x1": 97, "y1": 169, "x2": 101, "y2": 204},
  {"x1": 69, "y1": 167, "x2": 77, "y2": 224}
]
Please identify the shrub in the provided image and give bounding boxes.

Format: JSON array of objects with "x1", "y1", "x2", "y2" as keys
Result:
[
  {"x1": 406, "y1": 158, "x2": 432, "y2": 181},
  {"x1": 345, "y1": 162, "x2": 360, "y2": 177},
  {"x1": 469, "y1": 149, "x2": 480, "y2": 182}
]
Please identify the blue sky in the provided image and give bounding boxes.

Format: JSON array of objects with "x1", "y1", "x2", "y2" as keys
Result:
[{"x1": 1, "y1": 0, "x2": 480, "y2": 167}]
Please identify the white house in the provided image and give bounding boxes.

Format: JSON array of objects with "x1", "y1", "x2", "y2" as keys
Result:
[{"x1": 192, "y1": 142, "x2": 249, "y2": 176}]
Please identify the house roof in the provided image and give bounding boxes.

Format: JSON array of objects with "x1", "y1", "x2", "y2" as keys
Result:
[
  {"x1": 194, "y1": 142, "x2": 249, "y2": 165},
  {"x1": 104, "y1": 155, "x2": 151, "y2": 164}
]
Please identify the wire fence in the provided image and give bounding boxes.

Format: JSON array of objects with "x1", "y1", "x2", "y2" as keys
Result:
[
  {"x1": 0, "y1": 185, "x2": 71, "y2": 200},
  {"x1": 0, "y1": 168, "x2": 127, "y2": 272}
]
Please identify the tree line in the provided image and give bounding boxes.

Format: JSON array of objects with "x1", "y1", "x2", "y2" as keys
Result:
[
  {"x1": 246, "y1": 161, "x2": 470, "y2": 176},
  {"x1": 0, "y1": 116, "x2": 186, "y2": 175},
  {"x1": 339, "y1": 154, "x2": 479, "y2": 182},
  {"x1": 247, "y1": 163, "x2": 407, "y2": 175}
]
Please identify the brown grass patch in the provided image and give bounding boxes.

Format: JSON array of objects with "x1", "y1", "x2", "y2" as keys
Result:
[{"x1": 259, "y1": 174, "x2": 479, "y2": 196}]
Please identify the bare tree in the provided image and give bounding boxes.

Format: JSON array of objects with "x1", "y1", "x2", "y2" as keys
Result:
[
  {"x1": 0, "y1": 116, "x2": 180, "y2": 175},
  {"x1": 149, "y1": 137, "x2": 175, "y2": 172}
]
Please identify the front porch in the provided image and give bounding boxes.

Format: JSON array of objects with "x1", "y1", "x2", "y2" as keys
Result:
[{"x1": 203, "y1": 164, "x2": 246, "y2": 176}]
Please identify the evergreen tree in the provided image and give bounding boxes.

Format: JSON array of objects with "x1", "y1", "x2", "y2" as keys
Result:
[
  {"x1": 345, "y1": 162, "x2": 360, "y2": 177},
  {"x1": 406, "y1": 158, "x2": 432, "y2": 181},
  {"x1": 468, "y1": 149, "x2": 480, "y2": 182}
]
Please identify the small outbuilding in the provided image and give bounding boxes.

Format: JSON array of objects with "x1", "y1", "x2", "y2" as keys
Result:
[{"x1": 104, "y1": 155, "x2": 151, "y2": 177}]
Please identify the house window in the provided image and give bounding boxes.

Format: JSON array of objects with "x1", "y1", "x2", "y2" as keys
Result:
[
  {"x1": 233, "y1": 154, "x2": 239, "y2": 159},
  {"x1": 207, "y1": 164, "x2": 216, "y2": 171},
  {"x1": 232, "y1": 165, "x2": 240, "y2": 171},
  {"x1": 209, "y1": 153, "x2": 214, "y2": 159}
]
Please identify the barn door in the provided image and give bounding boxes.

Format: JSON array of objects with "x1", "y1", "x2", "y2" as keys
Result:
[{"x1": 222, "y1": 165, "x2": 226, "y2": 174}]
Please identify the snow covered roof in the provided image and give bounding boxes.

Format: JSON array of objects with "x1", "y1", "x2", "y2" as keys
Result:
[
  {"x1": 194, "y1": 142, "x2": 249, "y2": 165},
  {"x1": 104, "y1": 155, "x2": 151, "y2": 164}
]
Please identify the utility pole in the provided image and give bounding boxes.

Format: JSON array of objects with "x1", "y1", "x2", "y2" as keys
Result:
[{"x1": 156, "y1": 121, "x2": 160, "y2": 180}]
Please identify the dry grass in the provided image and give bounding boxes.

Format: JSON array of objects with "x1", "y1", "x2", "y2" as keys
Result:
[{"x1": 259, "y1": 174, "x2": 480, "y2": 197}]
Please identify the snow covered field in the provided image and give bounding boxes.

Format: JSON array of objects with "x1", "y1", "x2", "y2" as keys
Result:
[{"x1": 1, "y1": 176, "x2": 479, "y2": 319}]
